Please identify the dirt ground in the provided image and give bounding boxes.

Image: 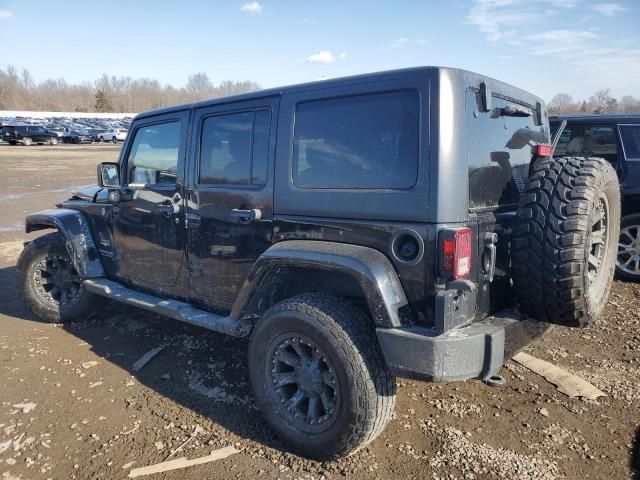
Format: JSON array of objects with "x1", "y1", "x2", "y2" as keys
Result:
[{"x1": 0, "y1": 144, "x2": 638, "y2": 480}]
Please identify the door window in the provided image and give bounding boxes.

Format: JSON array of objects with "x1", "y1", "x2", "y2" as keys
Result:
[
  {"x1": 620, "y1": 125, "x2": 640, "y2": 160},
  {"x1": 198, "y1": 109, "x2": 271, "y2": 186},
  {"x1": 126, "y1": 121, "x2": 181, "y2": 185}
]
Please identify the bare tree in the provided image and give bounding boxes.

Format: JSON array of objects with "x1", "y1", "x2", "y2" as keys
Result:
[
  {"x1": 619, "y1": 95, "x2": 640, "y2": 113},
  {"x1": 186, "y1": 72, "x2": 214, "y2": 100},
  {"x1": 588, "y1": 89, "x2": 617, "y2": 113},
  {"x1": 548, "y1": 93, "x2": 577, "y2": 114}
]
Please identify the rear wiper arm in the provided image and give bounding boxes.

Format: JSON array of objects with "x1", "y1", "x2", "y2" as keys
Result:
[{"x1": 490, "y1": 105, "x2": 532, "y2": 118}]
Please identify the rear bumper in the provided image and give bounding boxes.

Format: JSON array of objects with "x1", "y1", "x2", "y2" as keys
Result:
[{"x1": 376, "y1": 308, "x2": 550, "y2": 382}]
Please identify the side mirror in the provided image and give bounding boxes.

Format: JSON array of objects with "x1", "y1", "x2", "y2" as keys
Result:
[{"x1": 97, "y1": 162, "x2": 120, "y2": 188}]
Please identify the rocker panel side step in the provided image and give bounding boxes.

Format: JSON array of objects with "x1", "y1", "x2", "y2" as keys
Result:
[{"x1": 83, "y1": 278, "x2": 251, "y2": 337}]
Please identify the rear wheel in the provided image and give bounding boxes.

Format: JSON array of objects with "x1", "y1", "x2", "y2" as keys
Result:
[
  {"x1": 248, "y1": 293, "x2": 396, "y2": 460},
  {"x1": 513, "y1": 156, "x2": 620, "y2": 327},
  {"x1": 616, "y1": 213, "x2": 640, "y2": 281},
  {"x1": 17, "y1": 233, "x2": 103, "y2": 323},
  {"x1": 49, "y1": 137, "x2": 58, "y2": 145},
  {"x1": 112, "y1": 136, "x2": 117, "y2": 144},
  {"x1": 8, "y1": 141, "x2": 16, "y2": 145},
  {"x1": 22, "y1": 137, "x2": 32, "y2": 146}
]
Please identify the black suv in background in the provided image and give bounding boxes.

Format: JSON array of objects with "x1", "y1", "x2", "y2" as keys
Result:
[
  {"x1": 17, "y1": 67, "x2": 620, "y2": 459},
  {"x1": 2, "y1": 125, "x2": 59, "y2": 145},
  {"x1": 551, "y1": 114, "x2": 640, "y2": 280}
]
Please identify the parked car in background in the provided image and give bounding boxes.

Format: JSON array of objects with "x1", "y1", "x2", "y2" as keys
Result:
[
  {"x1": 2, "y1": 125, "x2": 59, "y2": 145},
  {"x1": 45, "y1": 126, "x2": 66, "y2": 138},
  {"x1": 62, "y1": 130, "x2": 94, "y2": 144},
  {"x1": 85, "y1": 128, "x2": 106, "y2": 142},
  {"x1": 99, "y1": 128, "x2": 127, "y2": 143},
  {"x1": 551, "y1": 114, "x2": 640, "y2": 281}
]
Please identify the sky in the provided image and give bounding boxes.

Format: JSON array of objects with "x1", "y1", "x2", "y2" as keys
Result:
[{"x1": 0, "y1": 0, "x2": 638, "y2": 102}]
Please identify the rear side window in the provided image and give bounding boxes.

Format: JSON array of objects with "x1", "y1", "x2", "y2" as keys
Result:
[
  {"x1": 127, "y1": 121, "x2": 181, "y2": 185},
  {"x1": 619, "y1": 125, "x2": 640, "y2": 160},
  {"x1": 199, "y1": 109, "x2": 270, "y2": 186},
  {"x1": 292, "y1": 90, "x2": 419, "y2": 189},
  {"x1": 553, "y1": 124, "x2": 618, "y2": 164}
]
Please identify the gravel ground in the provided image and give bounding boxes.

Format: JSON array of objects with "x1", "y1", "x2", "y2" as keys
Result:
[{"x1": 0, "y1": 144, "x2": 638, "y2": 480}]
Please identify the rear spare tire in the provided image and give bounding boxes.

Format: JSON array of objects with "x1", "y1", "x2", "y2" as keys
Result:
[
  {"x1": 248, "y1": 293, "x2": 396, "y2": 460},
  {"x1": 513, "y1": 156, "x2": 620, "y2": 327}
]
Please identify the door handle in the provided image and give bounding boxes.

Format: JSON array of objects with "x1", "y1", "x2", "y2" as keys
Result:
[
  {"x1": 483, "y1": 232, "x2": 498, "y2": 283},
  {"x1": 230, "y1": 208, "x2": 262, "y2": 223},
  {"x1": 153, "y1": 204, "x2": 174, "y2": 218}
]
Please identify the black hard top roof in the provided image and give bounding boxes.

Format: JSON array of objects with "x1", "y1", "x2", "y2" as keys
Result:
[
  {"x1": 136, "y1": 66, "x2": 545, "y2": 120},
  {"x1": 550, "y1": 113, "x2": 640, "y2": 124}
]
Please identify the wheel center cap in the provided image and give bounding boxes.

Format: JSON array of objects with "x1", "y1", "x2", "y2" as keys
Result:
[{"x1": 297, "y1": 360, "x2": 323, "y2": 395}]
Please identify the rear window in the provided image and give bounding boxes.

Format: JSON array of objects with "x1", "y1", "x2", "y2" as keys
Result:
[
  {"x1": 292, "y1": 90, "x2": 419, "y2": 189},
  {"x1": 467, "y1": 91, "x2": 548, "y2": 209},
  {"x1": 619, "y1": 125, "x2": 640, "y2": 160}
]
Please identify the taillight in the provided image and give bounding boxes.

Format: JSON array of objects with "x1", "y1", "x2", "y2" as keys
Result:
[
  {"x1": 536, "y1": 143, "x2": 552, "y2": 156},
  {"x1": 440, "y1": 228, "x2": 472, "y2": 279}
]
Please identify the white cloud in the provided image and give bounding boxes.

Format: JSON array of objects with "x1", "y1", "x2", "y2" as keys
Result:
[
  {"x1": 391, "y1": 37, "x2": 427, "y2": 48},
  {"x1": 465, "y1": 0, "x2": 576, "y2": 42},
  {"x1": 240, "y1": 2, "x2": 262, "y2": 15},
  {"x1": 465, "y1": 0, "x2": 640, "y2": 98},
  {"x1": 307, "y1": 50, "x2": 347, "y2": 64},
  {"x1": 590, "y1": 3, "x2": 626, "y2": 17},
  {"x1": 0, "y1": 10, "x2": 13, "y2": 20}
]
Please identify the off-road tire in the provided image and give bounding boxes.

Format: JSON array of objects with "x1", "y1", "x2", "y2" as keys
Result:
[
  {"x1": 616, "y1": 213, "x2": 640, "y2": 281},
  {"x1": 513, "y1": 156, "x2": 620, "y2": 327},
  {"x1": 248, "y1": 293, "x2": 396, "y2": 460},
  {"x1": 17, "y1": 232, "x2": 103, "y2": 323}
]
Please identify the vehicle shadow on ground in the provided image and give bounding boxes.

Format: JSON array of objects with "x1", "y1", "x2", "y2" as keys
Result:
[
  {"x1": 0, "y1": 264, "x2": 292, "y2": 457},
  {"x1": 633, "y1": 426, "x2": 640, "y2": 480}
]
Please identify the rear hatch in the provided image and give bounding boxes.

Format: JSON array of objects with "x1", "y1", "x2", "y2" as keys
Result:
[{"x1": 465, "y1": 88, "x2": 550, "y2": 317}]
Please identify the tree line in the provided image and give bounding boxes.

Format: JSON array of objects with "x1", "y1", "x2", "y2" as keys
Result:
[
  {"x1": 0, "y1": 66, "x2": 261, "y2": 113},
  {"x1": 548, "y1": 89, "x2": 640, "y2": 115},
  {"x1": 2, "y1": 65, "x2": 638, "y2": 116}
]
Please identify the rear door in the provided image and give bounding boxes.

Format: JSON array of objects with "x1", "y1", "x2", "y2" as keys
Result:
[
  {"x1": 186, "y1": 97, "x2": 279, "y2": 313},
  {"x1": 618, "y1": 124, "x2": 640, "y2": 195},
  {"x1": 465, "y1": 89, "x2": 549, "y2": 315}
]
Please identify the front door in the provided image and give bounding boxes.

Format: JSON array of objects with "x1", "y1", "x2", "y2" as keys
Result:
[
  {"x1": 112, "y1": 111, "x2": 189, "y2": 290},
  {"x1": 186, "y1": 97, "x2": 279, "y2": 313}
]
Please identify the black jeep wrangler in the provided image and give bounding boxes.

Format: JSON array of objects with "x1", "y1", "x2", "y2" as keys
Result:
[
  {"x1": 17, "y1": 67, "x2": 620, "y2": 460},
  {"x1": 550, "y1": 114, "x2": 640, "y2": 281}
]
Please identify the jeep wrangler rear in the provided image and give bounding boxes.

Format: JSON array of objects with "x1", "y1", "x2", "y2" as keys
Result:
[{"x1": 16, "y1": 67, "x2": 620, "y2": 460}]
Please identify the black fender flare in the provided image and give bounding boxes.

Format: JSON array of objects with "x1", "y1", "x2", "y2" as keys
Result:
[
  {"x1": 25, "y1": 208, "x2": 105, "y2": 279},
  {"x1": 230, "y1": 240, "x2": 410, "y2": 328}
]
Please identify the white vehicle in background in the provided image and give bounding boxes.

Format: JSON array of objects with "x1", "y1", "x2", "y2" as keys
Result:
[{"x1": 98, "y1": 128, "x2": 128, "y2": 143}]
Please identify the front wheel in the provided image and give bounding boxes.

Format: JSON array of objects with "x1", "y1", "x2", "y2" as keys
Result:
[
  {"x1": 49, "y1": 137, "x2": 58, "y2": 145},
  {"x1": 16, "y1": 233, "x2": 104, "y2": 323},
  {"x1": 616, "y1": 213, "x2": 640, "y2": 281},
  {"x1": 112, "y1": 136, "x2": 117, "y2": 144},
  {"x1": 248, "y1": 293, "x2": 396, "y2": 460},
  {"x1": 22, "y1": 137, "x2": 32, "y2": 146}
]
